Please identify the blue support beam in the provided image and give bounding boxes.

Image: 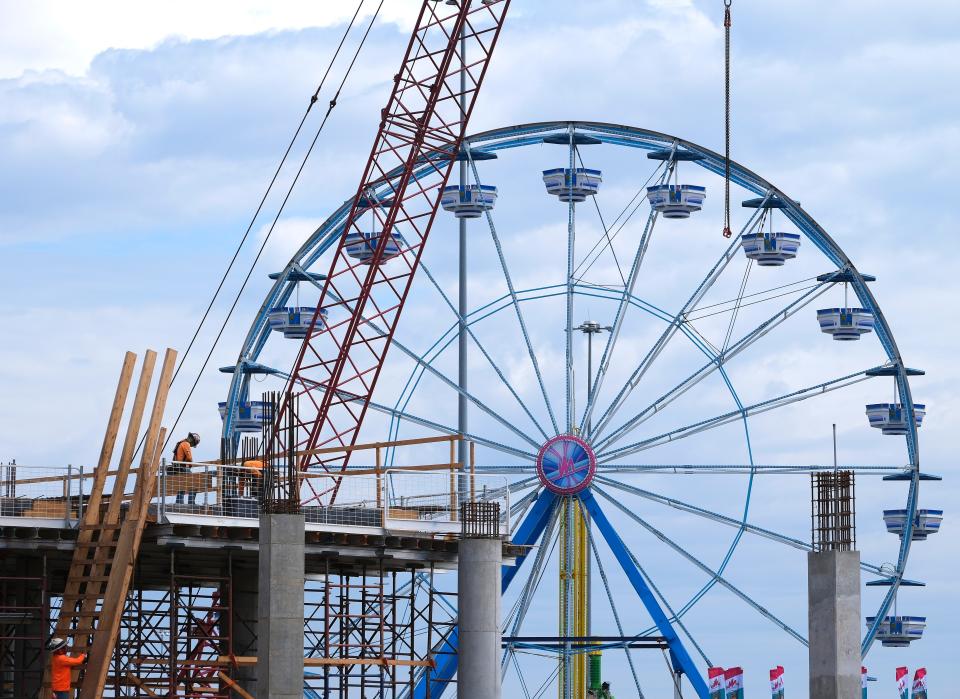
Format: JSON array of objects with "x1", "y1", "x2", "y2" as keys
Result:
[
  {"x1": 413, "y1": 489, "x2": 559, "y2": 699},
  {"x1": 578, "y1": 489, "x2": 710, "y2": 699}
]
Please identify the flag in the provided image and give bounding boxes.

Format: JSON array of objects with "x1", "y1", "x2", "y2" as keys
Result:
[
  {"x1": 862, "y1": 667, "x2": 868, "y2": 699},
  {"x1": 709, "y1": 667, "x2": 726, "y2": 699},
  {"x1": 725, "y1": 666, "x2": 744, "y2": 699},
  {"x1": 897, "y1": 667, "x2": 910, "y2": 699},
  {"x1": 912, "y1": 668, "x2": 927, "y2": 699},
  {"x1": 769, "y1": 666, "x2": 784, "y2": 699}
]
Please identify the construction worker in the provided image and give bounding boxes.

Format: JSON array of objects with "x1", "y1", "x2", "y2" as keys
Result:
[
  {"x1": 47, "y1": 637, "x2": 86, "y2": 699},
  {"x1": 170, "y1": 432, "x2": 200, "y2": 505},
  {"x1": 599, "y1": 681, "x2": 614, "y2": 699},
  {"x1": 240, "y1": 459, "x2": 264, "y2": 506}
]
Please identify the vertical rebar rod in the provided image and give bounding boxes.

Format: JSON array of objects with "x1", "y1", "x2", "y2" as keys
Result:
[{"x1": 458, "y1": 23, "x2": 470, "y2": 504}]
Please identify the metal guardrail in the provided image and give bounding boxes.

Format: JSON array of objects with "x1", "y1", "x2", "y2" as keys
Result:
[
  {"x1": 0, "y1": 462, "x2": 85, "y2": 523},
  {"x1": 2, "y1": 434, "x2": 510, "y2": 536},
  {"x1": 157, "y1": 461, "x2": 509, "y2": 534}
]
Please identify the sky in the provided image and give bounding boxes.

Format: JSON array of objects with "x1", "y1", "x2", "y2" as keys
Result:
[{"x1": 0, "y1": 1, "x2": 958, "y2": 697}]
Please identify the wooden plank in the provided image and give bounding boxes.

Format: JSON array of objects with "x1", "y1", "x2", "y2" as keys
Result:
[
  {"x1": 81, "y1": 352, "x2": 137, "y2": 525},
  {"x1": 299, "y1": 462, "x2": 461, "y2": 479},
  {"x1": 217, "y1": 672, "x2": 254, "y2": 699},
  {"x1": 80, "y1": 348, "x2": 176, "y2": 698},
  {"x1": 124, "y1": 673, "x2": 160, "y2": 698},
  {"x1": 10, "y1": 467, "x2": 140, "y2": 487},
  {"x1": 209, "y1": 433, "x2": 458, "y2": 466},
  {"x1": 138, "y1": 656, "x2": 433, "y2": 668},
  {"x1": 70, "y1": 351, "x2": 159, "y2": 651}
]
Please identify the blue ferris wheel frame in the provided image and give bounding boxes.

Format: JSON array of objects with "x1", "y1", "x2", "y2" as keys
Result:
[{"x1": 222, "y1": 122, "x2": 924, "y2": 684}]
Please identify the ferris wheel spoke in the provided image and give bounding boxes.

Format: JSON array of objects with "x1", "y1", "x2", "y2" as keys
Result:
[
  {"x1": 594, "y1": 475, "x2": 898, "y2": 578},
  {"x1": 579, "y1": 490, "x2": 713, "y2": 672},
  {"x1": 419, "y1": 262, "x2": 552, "y2": 441},
  {"x1": 468, "y1": 154, "x2": 561, "y2": 435},
  {"x1": 324, "y1": 285, "x2": 542, "y2": 449},
  {"x1": 363, "y1": 396, "x2": 536, "y2": 461},
  {"x1": 580, "y1": 206, "x2": 659, "y2": 436},
  {"x1": 591, "y1": 200, "x2": 770, "y2": 439},
  {"x1": 502, "y1": 504, "x2": 560, "y2": 676},
  {"x1": 594, "y1": 487, "x2": 809, "y2": 647},
  {"x1": 597, "y1": 366, "x2": 878, "y2": 461},
  {"x1": 595, "y1": 463, "x2": 907, "y2": 475},
  {"x1": 285, "y1": 369, "x2": 535, "y2": 460},
  {"x1": 509, "y1": 488, "x2": 542, "y2": 535},
  {"x1": 584, "y1": 513, "x2": 646, "y2": 699},
  {"x1": 594, "y1": 279, "x2": 836, "y2": 452}
]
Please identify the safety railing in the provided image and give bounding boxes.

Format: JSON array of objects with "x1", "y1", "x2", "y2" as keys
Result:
[
  {"x1": 3, "y1": 434, "x2": 510, "y2": 536},
  {"x1": 383, "y1": 470, "x2": 510, "y2": 535},
  {"x1": 157, "y1": 460, "x2": 508, "y2": 535},
  {"x1": 0, "y1": 462, "x2": 86, "y2": 524}
]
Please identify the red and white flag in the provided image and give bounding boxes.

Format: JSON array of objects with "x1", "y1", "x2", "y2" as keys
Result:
[
  {"x1": 897, "y1": 667, "x2": 910, "y2": 699},
  {"x1": 709, "y1": 667, "x2": 726, "y2": 699},
  {"x1": 725, "y1": 666, "x2": 744, "y2": 699},
  {"x1": 912, "y1": 668, "x2": 927, "y2": 699}
]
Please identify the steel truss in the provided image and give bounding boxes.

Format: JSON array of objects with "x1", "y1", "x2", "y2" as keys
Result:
[{"x1": 276, "y1": 0, "x2": 511, "y2": 487}]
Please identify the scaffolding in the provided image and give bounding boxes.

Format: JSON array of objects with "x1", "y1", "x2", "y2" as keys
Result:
[
  {"x1": 304, "y1": 561, "x2": 456, "y2": 699},
  {"x1": 0, "y1": 569, "x2": 49, "y2": 699}
]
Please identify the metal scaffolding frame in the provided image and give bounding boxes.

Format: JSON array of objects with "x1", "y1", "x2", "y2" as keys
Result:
[{"x1": 0, "y1": 565, "x2": 49, "y2": 699}]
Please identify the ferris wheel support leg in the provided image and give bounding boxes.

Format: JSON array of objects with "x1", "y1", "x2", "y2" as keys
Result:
[
  {"x1": 413, "y1": 489, "x2": 560, "y2": 699},
  {"x1": 578, "y1": 490, "x2": 710, "y2": 699}
]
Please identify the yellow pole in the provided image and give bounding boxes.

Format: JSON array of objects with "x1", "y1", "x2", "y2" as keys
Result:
[{"x1": 574, "y1": 500, "x2": 588, "y2": 698}]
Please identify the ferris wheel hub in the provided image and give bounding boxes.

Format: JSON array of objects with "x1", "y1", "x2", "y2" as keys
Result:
[{"x1": 535, "y1": 434, "x2": 597, "y2": 495}]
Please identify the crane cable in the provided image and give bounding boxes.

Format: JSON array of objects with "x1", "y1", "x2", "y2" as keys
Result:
[
  {"x1": 722, "y1": 0, "x2": 732, "y2": 238},
  {"x1": 167, "y1": 0, "x2": 368, "y2": 389},
  {"x1": 159, "y1": 0, "x2": 385, "y2": 454}
]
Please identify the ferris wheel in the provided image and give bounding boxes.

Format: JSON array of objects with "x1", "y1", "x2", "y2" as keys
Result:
[{"x1": 220, "y1": 121, "x2": 935, "y2": 697}]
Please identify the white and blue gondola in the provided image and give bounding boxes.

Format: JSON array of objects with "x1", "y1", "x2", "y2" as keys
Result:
[
  {"x1": 344, "y1": 231, "x2": 407, "y2": 264},
  {"x1": 740, "y1": 232, "x2": 801, "y2": 266},
  {"x1": 646, "y1": 184, "x2": 706, "y2": 218},
  {"x1": 816, "y1": 308, "x2": 875, "y2": 340},
  {"x1": 865, "y1": 402, "x2": 926, "y2": 435},
  {"x1": 218, "y1": 400, "x2": 272, "y2": 433},
  {"x1": 866, "y1": 616, "x2": 926, "y2": 647},
  {"x1": 441, "y1": 184, "x2": 497, "y2": 218},
  {"x1": 542, "y1": 168, "x2": 602, "y2": 202},
  {"x1": 267, "y1": 307, "x2": 330, "y2": 340},
  {"x1": 883, "y1": 509, "x2": 943, "y2": 540}
]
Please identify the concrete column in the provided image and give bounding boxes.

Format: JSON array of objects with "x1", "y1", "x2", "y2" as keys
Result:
[
  {"x1": 458, "y1": 538, "x2": 502, "y2": 699},
  {"x1": 808, "y1": 550, "x2": 861, "y2": 699},
  {"x1": 258, "y1": 513, "x2": 305, "y2": 699}
]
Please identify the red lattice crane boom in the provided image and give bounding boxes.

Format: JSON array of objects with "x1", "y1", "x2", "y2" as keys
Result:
[{"x1": 276, "y1": 0, "x2": 511, "y2": 493}]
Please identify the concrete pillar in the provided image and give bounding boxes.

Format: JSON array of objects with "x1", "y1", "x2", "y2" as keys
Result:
[
  {"x1": 808, "y1": 550, "x2": 861, "y2": 699},
  {"x1": 458, "y1": 538, "x2": 502, "y2": 699},
  {"x1": 258, "y1": 513, "x2": 305, "y2": 699}
]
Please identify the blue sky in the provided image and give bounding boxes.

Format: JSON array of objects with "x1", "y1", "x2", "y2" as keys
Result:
[{"x1": 0, "y1": 1, "x2": 957, "y2": 697}]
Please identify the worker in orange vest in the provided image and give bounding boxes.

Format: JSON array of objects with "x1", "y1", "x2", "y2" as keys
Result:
[
  {"x1": 170, "y1": 432, "x2": 200, "y2": 505},
  {"x1": 47, "y1": 637, "x2": 86, "y2": 699},
  {"x1": 242, "y1": 459, "x2": 264, "y2": 500}
]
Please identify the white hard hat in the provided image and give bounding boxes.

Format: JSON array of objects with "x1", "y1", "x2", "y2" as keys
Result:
[{"x1": 46, "y1": 637, "x2": 67, "y2": 652}]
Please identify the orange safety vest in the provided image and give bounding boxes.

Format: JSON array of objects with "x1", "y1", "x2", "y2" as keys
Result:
[
  {"x1": 51, "y1": 652, "x2": 85, "y2": 691},
  {"x1": 174, "y1": 440, "x2": 193, "y2": 463}
]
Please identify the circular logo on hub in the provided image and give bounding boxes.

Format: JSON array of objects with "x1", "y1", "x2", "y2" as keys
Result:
[{"x1": 536, "y1": 435, "x2": 597, "y2": 495}]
